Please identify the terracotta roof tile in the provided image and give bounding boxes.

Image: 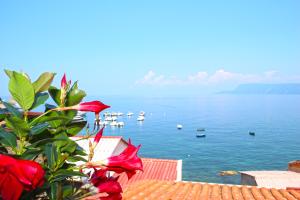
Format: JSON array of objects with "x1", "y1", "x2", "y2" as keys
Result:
[
  {"x1": 116, "y1": 158, "x2": 181, "y2": 188},
  {"x1": 122, "y1": 180, "x2": 300, "y2": 200}
]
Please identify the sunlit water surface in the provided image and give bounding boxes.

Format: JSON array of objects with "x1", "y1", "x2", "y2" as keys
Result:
[{"x1": 82, "y1": 95, "x2": 300, "y2": 184}]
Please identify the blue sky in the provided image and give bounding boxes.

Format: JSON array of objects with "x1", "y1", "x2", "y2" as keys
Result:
[{"x1": 0, "y1": 1, "x2": 299, "y2": 96}]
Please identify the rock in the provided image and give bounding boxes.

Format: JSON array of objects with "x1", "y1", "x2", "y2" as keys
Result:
[{"x1": 219, "y1": 170, "x2": 239, "y2": 176}]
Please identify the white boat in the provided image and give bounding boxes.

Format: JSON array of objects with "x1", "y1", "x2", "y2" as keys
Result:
[
  {"x1": 117, "y1": 122, "x2": 125, "y2": 127},
  {"x1": 77, "y1": 111, "x2": 87, "y2": 116},
  {"x1": 117, "y1": 112, "x2": 123, "y2": 116},
  {"x1": 73, "y1": 111, "x2": 86, "y2": 121},
  {"x1": 111, "y1": 112, "x2": 118, "y2": 116},
  {"x1": 196, "y1": 133, "x2": 206, "y2": 138},
  {"x1": 139, "y1": 111, "x2": 145, "y2": 116},
  {"x1": 73, "y1": 115, "x2": 84, "y2": 121},
  {"x1": 127, "y1": 112, "x2": 134, "y2": 116},
  {"x1": 103, "y1": 112, "x2": 111, "y2": 117},
  {"x1": 177, "y1": 124, "x2": 183, "y2": 129},
  {"x1": 111, "y1": 116, "x2": 118, "y2": 121},
  {"x1": 110, "y1": 121, "x2": 118, "y2": 126},
  {"x1": 104, "y1": 117, "x2": 113, "y2": 121},
  {"x1": 137, "y1": 116, "x2": 145, "y2": 121},
  {"x1": 99, "y1": 121, "x2": 109, "y2": 126}
]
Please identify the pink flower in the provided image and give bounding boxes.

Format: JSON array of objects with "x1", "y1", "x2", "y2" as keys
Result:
[
  {"x1": 96, "y1": 178, "x2": 122, "y2": 194},
  {"x1": 85, "y1": 140, "x2": 143, "y2": 179},
  {"x1": 0, "y1": 154, "x2": 45, "y2": 200},
  {"x1": 104, "y1": 139, "x2": 143, "y2": 179}
]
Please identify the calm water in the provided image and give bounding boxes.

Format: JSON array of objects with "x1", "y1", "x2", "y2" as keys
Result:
[{"x1": 84, "y1": 95, "x2": 300, "y2": 184}]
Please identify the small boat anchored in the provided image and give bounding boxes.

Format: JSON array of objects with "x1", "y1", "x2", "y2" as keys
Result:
[
  {"x1": 139, "y1": 111, "x2": 145, "y2": 116},
  {"x1": 196, "y1": 133, "x2": 206, "y2": 138},
  {"x1": 249, "y1": 131, "x2": 255, "y2": 136},
  {"x1": 137, "y1": 116, "x2": 145, "y2": 121},
  {"x1": 127, "y1": 112, "x2": 134, "y2": 116},
  {"x1": 177, "y1": 124, "x2": 183, "y2": 129},
  {"x1": 197, "y1": 128, "x2": 205, "y2": 132}
]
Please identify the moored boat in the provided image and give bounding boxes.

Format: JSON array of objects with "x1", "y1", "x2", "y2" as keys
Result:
[
  {"x1": 196, "y1": 133, "x2": 206, "y2": 138},
  {"x1": 137, "y1": 116, "x2": 145, "y2": 121},
  {"x1": 249, "y1": 132, "x2": 255, "y2": 136},
  {"x1": 177, "y1": 124, "x2": 183, "y2": 129}
]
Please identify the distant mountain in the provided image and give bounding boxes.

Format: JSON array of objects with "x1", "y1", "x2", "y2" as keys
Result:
[{"x1": 221, "y1": 83, "x2": 300, "y2": 94}]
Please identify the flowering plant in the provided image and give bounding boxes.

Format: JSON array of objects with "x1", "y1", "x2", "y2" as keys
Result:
[{"x1": 0, "y1": 70, "x2": 143, "y2": 200}]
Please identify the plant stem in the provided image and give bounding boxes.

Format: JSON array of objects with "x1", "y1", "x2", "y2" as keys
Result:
[
  {"x1": 24, "y1": 110, "x2": 28, "y2": 122},
  {"x1": 29, "y1": 108, "x2": 56, "y2": 126},
  {"x1": 56, "y1": 182, "x2": 63, "y2": 200}
]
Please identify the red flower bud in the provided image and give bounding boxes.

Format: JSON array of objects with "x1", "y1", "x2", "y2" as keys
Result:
[
  {"x1": 94, "y1": 127, "x2": 104, "y2": 145},
  {"x1": 0, "y1": 154, "x2": 45, "y2": 200},
  {"x1": 61, "y1": 73, "x2": 67, "y2": 89},
  {"x1": 77, "y1": 101, "x2": 110, "y2": 114}
]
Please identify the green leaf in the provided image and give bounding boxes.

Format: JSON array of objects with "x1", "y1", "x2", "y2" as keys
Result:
[
  {"x1": 31, "y1": 93, "x2": 49, "y2": 110},
  {"x1": 33, "y1": 72, "x2": 56, "y2": 93},
  {"x1": 0, "y1": 114, "x2": 5, "y2": 121},
  {"x1": 8, "y1": 71, "x2": 35, "y2": 110},
  {"x1": 4, "y1": 69, "x2": 13, "y2": 78},
  {"x1": 30, "y1": 115, "x2": 71, "y2": 127},
  {"x1": 30, "y1": 138, "x2": 61, "y2": 147},
  {"x1": 48, "y1": 86, "x2": 61, "y2": 106},
  {"x1": 61, "y1": 141, "x2": 76, "y2": 154},
  {"x1": 54, "y1": 133, "x2": 76, "y2": 153},
  {"x1": 65, "y1": 81, "x2": 86, "y2": 106},
  {"x1": 31, "y1": 122, "x2": 49, "y2": 135},
  {"x1": 2, "y1": 101, "x2": 22, "y2": 118},
  {"x1": 46, "y1": 111, "x2": 66, "y2": 129},
  {"x1": 0, "y1": 129, "x2": 17, "y2": 148},
  {"x1": 73, "y1": 146, "x2": 87, "y2": 156},
  {"x1": 62, "y1": 185, "x2": 73, "y2": 199},
  {"x1": 45, "y1": 143, "x2": 58, "y2": 170},
  {"x1": 20, "y1": 148, "x2": 43, "y2": 160},
  {"x1": 66, "y1": 156, "x2": 87, "y2": 163},
  {"x1": 66, "y1": 120, "x2": 87, "y2": 136},
  {"x1": 5, "y1": 116, "x2": 30, "y2": 138}
]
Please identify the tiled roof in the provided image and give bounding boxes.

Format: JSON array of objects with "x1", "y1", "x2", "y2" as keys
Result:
[
  {"x1": 123, "y1": 180, "x2": 300, "y2": 200},
  {"x1": 240, "y1": 171, "x2": 300, "y2": 189},
  {"x1": 116, "y1": 158, "x2": 182, "y2": 188}
]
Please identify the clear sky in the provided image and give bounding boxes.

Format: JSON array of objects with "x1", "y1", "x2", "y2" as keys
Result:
[{"x1": 0, "y1": 1, "x2": 299, "y2": 97}]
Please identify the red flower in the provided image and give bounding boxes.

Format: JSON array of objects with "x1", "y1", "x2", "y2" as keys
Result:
[
  {"x1": 17, "y1": 160, "x2": 45, "y2": 191},
  {"x1": 0, "y1": 154, "x2": 45, "y2": 200},
  {"x1": 104, "y1": 139, "x2": 143, "y2": 179},
  {"x1": 75, "y1": 101, "x2": 110, "y2": 115},
  {"x1": 61, "y1": 73, "x2": 67, "y2": 89},
  {"x1": 90, "y1": 169, "x2": 122, "y2": 199}
]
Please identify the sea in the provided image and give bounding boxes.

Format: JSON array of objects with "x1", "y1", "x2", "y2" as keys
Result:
[{"x1": 83, "y1": 94, "x2": 300, "y2": 185}]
